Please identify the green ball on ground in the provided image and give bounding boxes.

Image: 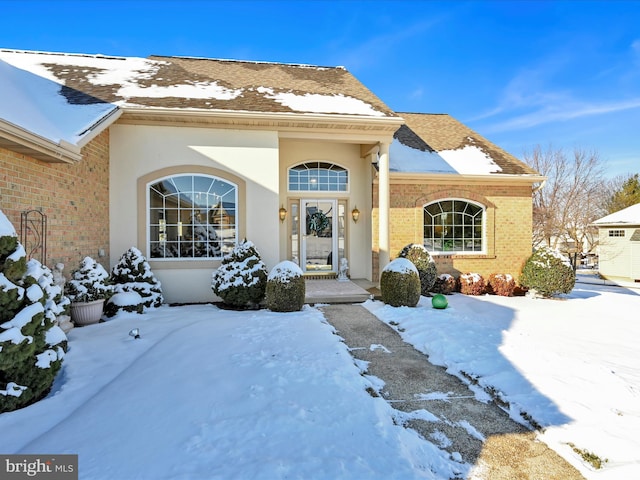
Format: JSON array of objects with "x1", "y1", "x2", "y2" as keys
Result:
[{"x1": 431, "y1": 294, "x2": 448, "y2": 309}]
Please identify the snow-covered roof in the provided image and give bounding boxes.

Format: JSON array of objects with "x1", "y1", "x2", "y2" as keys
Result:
[
  {"x1": 0, "y1": 48, "x2": 400, "y2": 162},
  {"x1": 0, "y1": 49, "x2": 395, "y2": 120},
  {"x1": 391, "y1": 113, "x2": 540, "y2": 176},
  {"x1": 0, "y1": 57, "x2": 117, "y2": 147},
  {"x1": 592, "y1": 203, "x2": 640, "y2": 226}
]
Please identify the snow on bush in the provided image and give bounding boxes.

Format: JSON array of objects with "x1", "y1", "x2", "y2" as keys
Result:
[
  {"x1": 105, "y1": 247, "x2": 163, "y2": 317},
  {"x1": 431, "y1": 273, "x2": 457, "y2": 295},
  {"x1": 397, "y1": 243, "x2": 438, "y2": 295},
  {"x1": 459, "y1": 272, "x2": 486, "y2": 296},
  {"x1": 519, "y1": 246, "x2": 576, "y2": 298},
  {"x1": 265, "y1": 261, "x2": 305, "y2": 312},
  {"x1": 65, "y1": 256, "x2": 113, "y2": 303},
  {"x1": 211, "y1": 240, "x2": 267, "y2": 308},
  {"x1": 380, "y1": 258, "x2": 421, "y2": 307},
  {"x1": 0, "y1": 210, "x2": 67, "y2": 413},
  {"x1": 487, "y1": 273, "x2": 515, "y2": 296}
]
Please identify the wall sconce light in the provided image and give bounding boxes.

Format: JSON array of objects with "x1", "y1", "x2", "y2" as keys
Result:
[
  {"x1": 351, "y1": 206, "x2": 360, "y2": 223},
  {"x1": 279, "y1": 205, "x2": 287, "y2": 223}
]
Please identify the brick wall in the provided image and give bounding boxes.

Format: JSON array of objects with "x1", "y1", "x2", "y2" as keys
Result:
[
  {"x1": 0, "y1": 130, "x2": 110, "y2": 275},
  {"x1": 372, "y1": 180, "x2": 534, "y2": 282}
]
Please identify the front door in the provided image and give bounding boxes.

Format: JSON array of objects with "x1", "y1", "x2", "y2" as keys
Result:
[{"x1": 301, "y1": 199, "x2": 338, "y2": 273}]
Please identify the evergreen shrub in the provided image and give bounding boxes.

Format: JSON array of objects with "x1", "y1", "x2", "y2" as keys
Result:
[
  {"x1": 459, "y1": 273, "x2": 486, "y2": 295},
  {"x1": 0, "y1": 210, "x2": 68, "y2": 413},
  {"x1": 265, "y1": 261, "x2": 305, "y2": 312},
  {"x1": 519, "y1": 246, "x2": 576, "y2": 298},
  {"x1": 65, "y1": 257, "x2": 113, "y2": 303},
  {"x1": 212, "y1": 240, "x2": 267, "y2": 308},
  {"x1": 380, "y1": 258, "x2": 421, "y2": 307},
  {"x1": 105, "y1": 247, "x2": 163, "y2": 317},
  {"x1": 487, "y1": 273, "x2": 515, "y2": 296},
  {"x1": 431, "y1": 273, "x2": 457, "y2": 295},
  {"x1": 397, "y1": 244, "x2": 437, "y2": 295}
]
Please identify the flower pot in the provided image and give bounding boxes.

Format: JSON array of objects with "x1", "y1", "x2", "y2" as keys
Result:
[{"x1": 70, "y1": 299, "x2": 105, "y2": 326}]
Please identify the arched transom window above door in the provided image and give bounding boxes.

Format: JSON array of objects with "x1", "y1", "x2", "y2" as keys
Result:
[{"x1": 288, "y1": 162, "x2": 348, "y2": 192}]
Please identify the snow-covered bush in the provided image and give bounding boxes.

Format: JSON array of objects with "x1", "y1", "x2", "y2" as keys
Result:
[
  {"x1": 397, "y1": 244, "x2": 437, "y2": 295},
  {"x1": 211, "y1": 240, "x2": 267, "y2": 308},
  {"x1": 265, "y1": 261, "x2": 305, "y2": 312},
  {"x1": 431, "y1": 273, "x2": 457, "y2": 295},
  {"x1": 459, "y1": 273, "x2": 486, "y2": 295},
  {"x1": 487, "y1": 273, "x2": 515, "y2": 296},
  {"x1": 65, "y1": 257, "x2": 113, "y2": 303},
  {"x1": 519, "y1": 246, "x2": 575, "y2": 298},
  {"x1": 0, "y1": 210, "x2": 67, "y2": 413},
  {"x1": 105, "y1": 247, "x2": 163, "y2": 317},
  {"x1": 380, "y1": 258, "x2": 421, "y2": 307}
]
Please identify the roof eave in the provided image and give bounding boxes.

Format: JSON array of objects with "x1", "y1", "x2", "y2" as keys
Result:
[
  {"x1": 119, "y1": 106, "x2": 404, "y2": 128},
  {"x1": 389, "y1": 172, "x2": 546, "y2": 184},
  {"x1": 0, "y1": 107, "x2": 121, "y2": 163},
  {"x1": 0, "y1": 119, "x2": 81, "y2": 163}
]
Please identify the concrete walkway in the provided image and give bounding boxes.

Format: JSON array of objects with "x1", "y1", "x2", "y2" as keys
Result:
[{"x1": 320, "y1": 304, "x2": 585, "y2": 479}]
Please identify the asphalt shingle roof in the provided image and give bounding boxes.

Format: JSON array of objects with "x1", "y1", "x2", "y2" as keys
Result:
[{"x1": 398, "y1": 112, "x2": 540, "y2": 175}]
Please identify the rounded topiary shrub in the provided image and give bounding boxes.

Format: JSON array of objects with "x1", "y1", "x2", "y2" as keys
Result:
[
  {"x1": 0, "y1": 210, "x2": 67, "y2": 413},
  {"x1": 380, "y1": 258, "x2": 421, "y2": 307},
  {"x1": 265, "y1": 261, "x2": 305, "y2": 312},
  {"x1": 487, "y1": 273, "x2": 515, "y2": 297},
  {"x1": 432, "y1": 273, "x2": 457, "y2": 295},
  {"x1": 459, "y1": 273, "x2": 486, "y2": 295},
  {"x1": 105, "y1": 247, "x2": 163, "y2": 317},
  {"x1": 519, "y1": 246, "x2": 576, "y2": 298},
  {"x1": 398, "y1": 244, "x2": 437, "y2": 295},
  {"x1": 211, "y1": 240, "x2": 268, "y2": 308}
]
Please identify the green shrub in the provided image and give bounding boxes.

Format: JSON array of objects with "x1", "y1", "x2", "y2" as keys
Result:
[
  {"x1": 65, "y1": 257, "x2": 113, "y2": 303},
  {"x1": 0, "y1": 210, "x2": 67, "y2": 413},
  {"x1": 211, "y1": 240, "x2": 267, "y2": 308},
  {"x1": 380, "y1": 258, "x2": 421, "y2": 307},
  {"x1": 106, "y1": 247, "x2": 163, "y2": 317},
  {"x1": 459, "y1": 273, "x2": 486, "y2": 295},
  {"x1": 519, "y1": 247, "x2": 575, "y2": 297},
  {"x1": 431, "y1": 273, "x2": 457, "y2": 295},
  {"x1": 398, "y1": 244, "x2": 437, "y2": 295},
  {"x1": 265, "y1": 261, "x2": 305, "y2": 312},
  {"x1": 487, "y1": 273, "x2": 515, "y2": 296}
]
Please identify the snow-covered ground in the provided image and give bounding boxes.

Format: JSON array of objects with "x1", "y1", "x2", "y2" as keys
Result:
[{"x1": 1, "y1": 279, "x2": 638, "y2": 479}]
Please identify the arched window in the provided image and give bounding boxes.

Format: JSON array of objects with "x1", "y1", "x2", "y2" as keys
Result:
[
  {"x1": 148, "y1": 174, "x2": 237, "y2": 259},
  {"x1": 288, "y1": 162, "x2": 348, "y2": 192},
  {"x1": 423, "y1": 199, "x2": 484, "y2": 253}
]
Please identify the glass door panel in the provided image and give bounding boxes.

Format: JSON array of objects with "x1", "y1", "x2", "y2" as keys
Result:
[{"x1": 301, "y1": 199, "x2": 337, "y2": 273}]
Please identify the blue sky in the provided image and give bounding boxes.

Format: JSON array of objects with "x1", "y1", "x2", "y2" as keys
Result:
[{"x1": 2, "y1": 0, "x2": 639, "y2": 178}]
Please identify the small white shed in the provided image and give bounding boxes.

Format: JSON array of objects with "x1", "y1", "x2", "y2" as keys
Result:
[{"x1": 592, "y1": 203, "x2": 640, "y2": 282}]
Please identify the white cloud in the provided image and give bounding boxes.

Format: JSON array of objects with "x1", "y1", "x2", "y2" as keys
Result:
[{"x1": 483, "y1": 97, "x2": 640, "y2": 133}]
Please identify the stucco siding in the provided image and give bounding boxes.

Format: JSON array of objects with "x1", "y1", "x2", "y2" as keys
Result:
[
  {"x1": 279, "y1": 140, "x2": 373, "y2": 280},
  {"x1": 110, "y1": 124, "x2": 279, "y2": 303}
]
